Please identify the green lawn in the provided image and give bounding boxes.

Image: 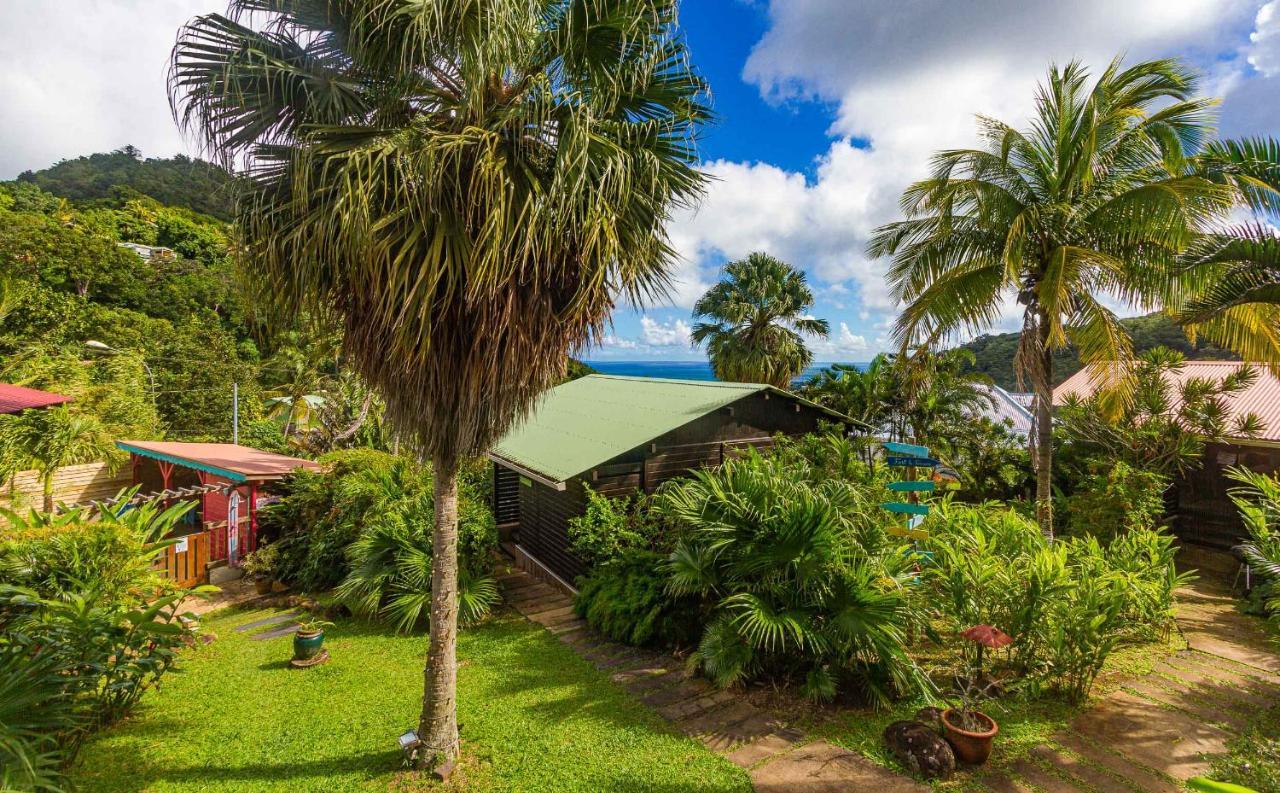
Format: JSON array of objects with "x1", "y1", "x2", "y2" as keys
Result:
[{"x1": 72, "y1": 608, "x2": 751, "y2": 793}]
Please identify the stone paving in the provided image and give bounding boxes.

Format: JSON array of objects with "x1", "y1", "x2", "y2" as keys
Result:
[
  {"x1": 503, "y1": 565, "x2": 1277, "y2": 793},
  {"x1": 498, "y1": 566, "x2": 929, "y2": 792}
]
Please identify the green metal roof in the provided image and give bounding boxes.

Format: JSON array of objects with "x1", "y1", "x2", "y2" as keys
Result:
[{"x1": 489, "y1": 374, "x2": 855, "y2": 486}]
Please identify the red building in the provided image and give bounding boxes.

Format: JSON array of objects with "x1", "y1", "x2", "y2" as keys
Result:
[{"x1": 117, "y1": 441, "x2": 322, "y2": 585}]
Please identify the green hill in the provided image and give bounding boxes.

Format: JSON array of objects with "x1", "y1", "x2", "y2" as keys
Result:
[
  {"x1": 958, "y1": 312, "x2": 1238, "y2": 390},
  {"x1": 13, "y1": 146, "x2": 235, "y2": 221}
]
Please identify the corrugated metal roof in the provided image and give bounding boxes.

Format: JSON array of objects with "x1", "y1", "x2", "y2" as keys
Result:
[
  {"x1": 975, "y1": 384, "x2": 1035, "y2": 437},
  {"x1": 0, "y1": 383, "x2": 71, "y2": 414},
  {"x1": 1053, "y1": 361, "x2": 1280, "y2": 442},
  {"x1": 117, "y1": 441, "x2": 322, "y2": 482},
  {"x1": 490, "y1": 374, "x2": 855, "y2": 485}
]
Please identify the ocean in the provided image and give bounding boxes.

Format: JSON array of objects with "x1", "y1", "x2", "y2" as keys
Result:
[{"x1": 583, "y1": 360, "x2": 868, "y2": 387}]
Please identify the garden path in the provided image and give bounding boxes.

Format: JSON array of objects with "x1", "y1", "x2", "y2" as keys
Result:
[
  {"x1": 976, "y1": 577, "x2": 1279, "y2": 792},
  {"x1": 498, "y1": 565, "x2": 929, "y2": 793}
]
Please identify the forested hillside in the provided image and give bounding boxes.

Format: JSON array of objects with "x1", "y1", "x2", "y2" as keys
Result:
[
  {"x1": 959, "y1": 312, "x2": 1237, "y2": 390},
  {"x1": 14, "y1": 146, "x2": 235, "y2": 221}
]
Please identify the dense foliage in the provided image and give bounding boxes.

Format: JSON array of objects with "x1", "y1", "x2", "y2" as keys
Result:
[
  {"x1": 1228, "y1": 468, "x2": 1280, "y2": 629},
  {"x1": 12, "y1": 147, "x2": 235, "y2": 220},
  {"x1": 0, "y1": 493, "x2": 210, "y2": 791},
  {"x1": 922, "y1": 501, "x2": 1187, "y2": 702},
  {"x1": 261, "y1": 451, "x2": 499, "y2": 630}
]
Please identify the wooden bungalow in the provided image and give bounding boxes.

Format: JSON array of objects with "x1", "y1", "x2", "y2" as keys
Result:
[
  {"x1": 488, "y1": 375, "x2": 861, "y2": 589},
  {"x1": 1054, "y1": 361, "x2": 1280, "y2": 551},
  {"x1": 117, "y1": 441, "x2": 322, "y2": 586}
]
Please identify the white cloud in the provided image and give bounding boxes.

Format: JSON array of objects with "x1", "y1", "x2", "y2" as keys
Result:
[
  {"x1": 639, "y1": 316, "x2": 693, "y2": 348},
  {"x1": 669, "y1": 0, "x2": 1270, "y2": 333},
  {"x1": 1249, "y1": 1, "x2": 1280, "y2": 75},
  {"x1": 0, "y1": 1, "x2": 209, "y2": 179}
]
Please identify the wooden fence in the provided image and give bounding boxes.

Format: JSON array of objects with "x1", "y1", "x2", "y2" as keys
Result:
[{"x1": 0, "y1": 462, "x2": 134, "y2": 512}]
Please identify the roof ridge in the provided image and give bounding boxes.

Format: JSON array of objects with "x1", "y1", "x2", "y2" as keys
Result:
[{"x1": 584, "y1": 374, "x2": 764, "y2": 389}]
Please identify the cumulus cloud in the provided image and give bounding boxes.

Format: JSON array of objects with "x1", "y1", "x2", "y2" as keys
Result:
[
  {"x1": 810, "y1": 322, "x2": 871, "y2": 358},
  {"x1": 0, "y1": 1, "x2": 209, "y2": 179},
  {"x1": 669, "y1": 0, "x2": 1271, "y2": 331},
  {"x1": 1248, "y1": 1, "x2": 1280, "y2": 75},
  {"x1": 639, "y1": 316, "x2": 693, "y2": 348}
]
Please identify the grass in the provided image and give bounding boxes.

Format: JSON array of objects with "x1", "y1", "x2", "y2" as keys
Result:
[
  {"x1": 1209, "y1": 703, "x2": 1280, "y2": 793},
  {"x1": 805, "y1": 632, "x2": 1186, "y2": 790},
  {"x1": 71, "y1": 607, "x2": 751, "y2": 793}
]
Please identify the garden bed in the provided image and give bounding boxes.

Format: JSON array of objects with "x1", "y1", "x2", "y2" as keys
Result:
[{"x1": 71, "y1": 607, "x2": 751, "y2": 793}]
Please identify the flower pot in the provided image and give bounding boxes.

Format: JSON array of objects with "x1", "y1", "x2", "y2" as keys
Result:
[
  {"x1": 941, "y1": 708, "x2": 998, "y2": 765},
  {"x1": 293, "y1": 629, "x2": 325, "y2": 661},
  {"x1": 254, "y1": 577, "x2": 273, "y2": 595}
]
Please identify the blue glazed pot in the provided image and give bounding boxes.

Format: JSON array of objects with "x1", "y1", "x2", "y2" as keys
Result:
[{"x1": 293, "y1": 629, "x2": 325, "y2": 660}]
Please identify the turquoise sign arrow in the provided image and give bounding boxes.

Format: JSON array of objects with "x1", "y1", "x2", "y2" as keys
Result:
[
  {"x1": 880, "y1": 502, "x2": 930, "y2": 516},
  {"x1": 888, "y1": 481, "x2": 936, "y2": 493},
  {"x1": 885, "y1": 455, "x2": 939, "y2": 468},
  {"x1": 882, "y1": 441, "x2": 931, "y2": 458}
]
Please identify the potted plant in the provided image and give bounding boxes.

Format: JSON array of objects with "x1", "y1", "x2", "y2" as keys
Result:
[
  {"x1": 941, "y1": 624, "x2": 1012, "y2": 765},
  {"x1": 293, "y1": 617, "x2": 334, "y2": 662},
  {"x1": 241, "y1": 544, "x2": 279, "y2": 595}
]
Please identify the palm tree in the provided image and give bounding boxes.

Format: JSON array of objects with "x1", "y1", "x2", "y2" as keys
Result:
[
  {"x1": 1175, "y1": 222, "x2": 1280, "y2": 364},
  {"x1": 804, "y1": 355, "x2": 897, "y2": 431},
  {"x1": 894, "y1": 348, "x2": 995, "y2": 445},
  {"x1": 868, "y1": 57, "x2": 1278, "y2": 539},
  {"x1": 0, "y1": 407, "x2": 116, "y2": 513},
  {"x1": 691, "y1": 252, "x2": 829, "y2": 387},
  {"x1": 170, "y1": 0, "x2": 706, "y2": 768}
]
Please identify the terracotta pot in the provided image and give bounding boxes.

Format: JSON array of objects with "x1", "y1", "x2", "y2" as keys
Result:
[
  {"x1": 941, "y1": 708, "x2": 998, "y2": 765},
  {"x1": 253, "y1": 577, "x2": 273, "y2": 595}
]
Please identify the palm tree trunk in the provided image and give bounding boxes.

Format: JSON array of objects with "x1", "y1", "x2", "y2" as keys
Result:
[
  {"x1": 417, "y1": 457, "x2": 460, "y2": 768},
  {"x1": 42, "y1": 469, "x2": 54, "y2": 513},
  {"x1": 1033, "y1": 317, "x2": 1054, "y2": 541}
]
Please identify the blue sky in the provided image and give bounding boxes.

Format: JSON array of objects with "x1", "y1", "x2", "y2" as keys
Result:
[{"x1": 2, "y1": 1, "x2": 1279, "y2": 362}]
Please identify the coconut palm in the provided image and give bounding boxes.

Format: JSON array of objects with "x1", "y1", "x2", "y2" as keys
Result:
[
  {"x1": 0, "y1": 406, "x2": 116, "y2": 513},
  {"x1": 170, "y1": 0, "x2": 706, "y2": 766},
  {"x1": 895, "y1": 348, "x2": 995, "y2": 445},
  {"x1": 1175, "y1": 222, "x2": 1280, "y2": 365},
  {"x1": 691, "y1": 252, "x2": 829, "y2": 387},
  {"x1": 868, "y1": 57, "x2": 1278, "y2": 539}
]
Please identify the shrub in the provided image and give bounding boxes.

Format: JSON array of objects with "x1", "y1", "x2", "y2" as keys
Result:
[
  {"x1": 656, "y1": 450, "x2": 928, "y2": 705},
  {"x1": 1064, "y1": 460, "x2": 1169, "y2": 541},
  {"x1": 567, "y1": 487, "x2": 659, "y2": 566},
  {"x1": 264, "y1": 451, "x2": 501, "y2": 631},
  {"x1": 574, "y1": 549, "x2": 699, "y2": 647},
  {"x1": 923, "y1": 501, "x2": 1187, "y2": 701},
  {"x1": 1228, "y1": 467, "x2": 1280, "y2": 626}
]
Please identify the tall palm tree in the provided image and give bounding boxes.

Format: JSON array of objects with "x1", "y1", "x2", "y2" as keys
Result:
[
  {"x1": 804, "y1": 355, "x2": 897, "y2": 431},
  {"x1": 0, "y1": 407, "x2": 116, "y2": 513},
  {"x1": 170, "y1": 0, "x2": 706, "y2": 768},
  {"x1": 691, "y1": 252, "x2": 829, "y2": 387},
  {"x1": 869, "y1": 57, "x2": 1277, "y2": 539},
  {"x1": 895, "y1": 348, "x2": 995, "y2": 445},
  {"x1": 1175, "y1": 222, "x2": 1280, "y2": 365}
]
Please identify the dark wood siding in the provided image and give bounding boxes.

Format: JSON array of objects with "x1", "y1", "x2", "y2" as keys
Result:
[
  {"x1": 493, "y1": 464, "x2": 520, "y2": 526},
  {"x1": 1171, "y1": 441, "x2": 1280, "y2": 549},
  {"x1": 503, "y1": 390, "x2": 855, "y2": 582}
]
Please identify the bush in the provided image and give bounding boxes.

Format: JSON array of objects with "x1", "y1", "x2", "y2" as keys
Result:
[
  {"x1": 922, "y1": 501, "x2": 1189, "y2": 702},
  {"x1": 1064, "y1": 460, "x2": 1169, "y2": 541},
  {"x1": 1228, "y1": 467, "x2": 1280, "y2": 626},
  {"x1": 262, "y1": 449, "x2": 500, "y2": 630},
  {"x1": 574, "y1": 549, "x2": 699, "y2": 647},
  {"x1": 656, "y1": 449, "x2": 928, "y2": 705},
  {"x1": 567, "y1": 487, "x2": 659, "y2": 566}
]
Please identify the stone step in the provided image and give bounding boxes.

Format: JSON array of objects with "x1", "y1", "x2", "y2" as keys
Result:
[
  {"x1": 751, "y1": 740, "x2": 929, "y2": 793},
  {"x1": 975, "y1": 773, "x2": 1034, "y2": 793},
  {"x1": 1050, "y1": 732, "x2": 1181, "y2": 793},
  {"x1": 1151, "y1": 656, "x2": 1277, "y2": 708},
  {"x1": 725, "y1": 728, "x2": 805, "y2": 769},
  {"x1": 1028, "y1": 745, "x2": 1138, "y2": 793},
  {"x1": 1009, "y1": 759, "x2": 1088, "y2": 793},
  {"x1": 234, "y1": 610, "x2": 303, "y2": 632},
  {"x1": 1121, "y1": 679, "x2": 1249, "y2": 731}
]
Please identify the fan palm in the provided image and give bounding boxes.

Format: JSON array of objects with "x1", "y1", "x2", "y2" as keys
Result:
[
  {"x1": 692, "y1": 252, "x2": 829, "y2": 387},
  {"x1": 869, "y1": 57, "x2": 1278, "y2": 539},
  {"x1": 170, "y1": 0, "x2": 707, "y2": 765},
  {"x1": 1174, "y1": 222, "x2": 1280, "y2": 365}
]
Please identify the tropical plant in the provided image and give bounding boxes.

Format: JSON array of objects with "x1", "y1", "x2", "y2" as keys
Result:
[
  {"x1": 1055, "y1": 346, "x2": 1265, "y2": 486},
  {"x1": 945, "y1": 416, "x2": 1032, "y2": 503},
  {"x1": 0, "y1": 406, "x2": 117, "y2": 512},
  {"x1": 170, "y1": 0, "x2": 707, "y2": 766},
  {"x1": 566, "y1": 486, "x2": 658, "y2": 566},
  {"x1": 1227, "y1": 467, "x2": 1280, "y2": 626},
  {"x1": 1176, "y1": 221, "x2": 1280, "y2": 367},
  {"x1": 870, "y1": 57, "x2": 1280, "y2": 539},
  {"x1": 656, "y1": 450, "x2": 927, "y2": 705},
  {"x1": 894, "y1": 348, "x2": 996, "y2": 445},
  {"x1": 692, "y1": 252, "x2": 829, "y2": 387},
  {"x1": 804, "y1": 355, "x2": 898, "y2": 432},
  {"x1": 1063, "y1": 461, "x2": 1169, "y2": 542},
  {"x1": 574, "y1": 548, "x2": 699, "y2": 647}
]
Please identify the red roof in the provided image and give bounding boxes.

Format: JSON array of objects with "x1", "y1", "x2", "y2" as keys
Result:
[
  {"x1": 1054, "y1": 361, "x2": 1280, "y2": 443},
  {"x1": 0, "y1": 383, "x2": 72, "y2": 414},
  {"x1": 116, "y1": 441, "x2": 323, "y2": 482}
]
